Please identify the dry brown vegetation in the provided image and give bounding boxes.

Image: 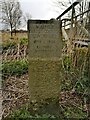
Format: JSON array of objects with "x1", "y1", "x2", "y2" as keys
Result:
[
  {"x1": 1, "y1": 31, "x2": 28, "y2": 43},
  {"x1": 2, "y1": 31, "x2": 29, "y2": 119},
  {"x1": 1, "y1": 31, "x2": 90, "y2": 119}
]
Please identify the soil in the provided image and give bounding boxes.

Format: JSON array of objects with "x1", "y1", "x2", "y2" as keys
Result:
[
  {"x1": 2, "y1": 74, "x2": 29, "y2": 118},
  {"x1": 2, "y1": 74, "x2": 87, "y2": 119}
]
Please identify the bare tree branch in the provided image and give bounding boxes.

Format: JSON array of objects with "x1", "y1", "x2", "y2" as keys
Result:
[
  {"x1": 52, "y1": 0, "x2": 88, "y2": 19},
  {"x1": 1, "y1": 0, "x2": 23, "y2": 36}
]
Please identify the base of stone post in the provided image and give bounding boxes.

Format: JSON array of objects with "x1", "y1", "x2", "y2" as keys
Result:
[{"x1": 28, "y1": 59, "x2": 62, "y2": 117}]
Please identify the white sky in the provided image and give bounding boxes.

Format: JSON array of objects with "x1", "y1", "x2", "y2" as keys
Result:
[
  {"x1": 2, "y1": 0, "x2": 88, "y2": 30},
  {"x1": 19, "y1": 0, "x2": 83, "y2": 20},
  {"x1": 18, "y1": 0, "x2": 81, "y2": 29},
  {"x1": 19, "y1": 0, "x2": 63, "y2": 20}
]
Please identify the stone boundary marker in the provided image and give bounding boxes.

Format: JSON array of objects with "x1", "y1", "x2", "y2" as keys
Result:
[
  {"x1": 28, "y1": 20, "x2": 62, "y2": 59},
  {"x1": 28, "y1": 19, "x2": 62, "y2": 103}
]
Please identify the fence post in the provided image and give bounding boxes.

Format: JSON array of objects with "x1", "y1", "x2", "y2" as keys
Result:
[
  {"x1": 71, "y1": 4, "x2": 75, "y2": 28},
  {"x1": 67, "y1": 4, "x2": 75, "y2": 54}
]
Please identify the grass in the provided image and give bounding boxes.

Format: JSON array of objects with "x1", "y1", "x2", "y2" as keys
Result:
[
  {"x1": 2, "y1": 38, "x2": 28, "y2": 50},
  {"x1": 2, "y1": 34, "x2": 90, "y2": 119},
  {"x1": 2, "y1": 41, "x2": 16, "y2": 50},
  {"x1": 2, "y1": 59, "x2": 29, "y2": 78},
  {"x1": 3, "y1": 102, "x2": 87, "y2": 120},
  {"x1": 2, "y1": 31, "x2": 28, "y2": 43},
  {"x1": 2, "y1": 53, "x2": 88, "y2": 119}
]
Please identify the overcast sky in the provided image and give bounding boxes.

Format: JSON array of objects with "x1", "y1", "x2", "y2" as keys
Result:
[
  {"x1": 19, "y1": 0, "x2": 81, "y2": 20},
  {"x1": 19, "y1": 0, "x2": 63, "y2": 20},
  {"x1": 2, "y1": 0, "x2": 88, "y2": 30}
]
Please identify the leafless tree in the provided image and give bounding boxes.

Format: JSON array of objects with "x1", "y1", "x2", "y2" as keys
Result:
[
  {"x1": 52, "y1": 0, "x2": 88, "y2": 18},
  {"x1": 1, "y1": 0, "x2": 22, "y2": 36},
  {"x1": 52, "y1": 0, "x2": 74, "y2": 12}
]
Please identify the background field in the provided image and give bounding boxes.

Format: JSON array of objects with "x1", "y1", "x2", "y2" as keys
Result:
[{"x1": 2, "y1": 31, "x2": 28, "y2": 43}]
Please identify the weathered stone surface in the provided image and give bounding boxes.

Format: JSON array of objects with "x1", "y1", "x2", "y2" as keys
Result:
[
  {"x1": 28, "y1": 20, "x2": 62, "y2": 59},
  {"x1": 28, "y1": 19, "x2": 62, "y2": 102},
  {"x1": 29, "y1": 59, "x2": 62, "y2": 101}
]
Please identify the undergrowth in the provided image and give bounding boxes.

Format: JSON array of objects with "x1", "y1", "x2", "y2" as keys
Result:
[
  {"x1": 2, "y1": 59, "x2": 29, "y2": 78},
  {"x1": 2, "y1": 38, "x2": 28, "y2": 51},
  {"x1": 2, "y1": 40, "x2": 90, "y2": 119}
]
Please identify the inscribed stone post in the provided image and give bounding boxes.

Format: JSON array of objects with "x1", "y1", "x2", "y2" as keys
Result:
[{"x1": 28, "y1": 20, "x2": 62, "y2": 106}]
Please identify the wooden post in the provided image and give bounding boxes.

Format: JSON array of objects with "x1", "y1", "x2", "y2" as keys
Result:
[
  {"x1": 67, "y1": 4, "x2": 75, "y2": 54},
  {"x1": 89, "y1": 2, "x2": 90, "y2": 25},
  {"x1": 71, "y1": 4, "x2": 75, "y2": 28}
]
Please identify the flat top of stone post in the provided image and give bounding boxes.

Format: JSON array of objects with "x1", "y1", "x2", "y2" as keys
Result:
[{"x1": 27, "y1": 19, "x2": 60, "y2": 31}]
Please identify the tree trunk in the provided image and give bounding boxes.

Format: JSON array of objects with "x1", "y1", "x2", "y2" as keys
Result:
[
  {"x1": 11, "y1": 31, "x2": 13, "y2": 37},
  {"x1": 15, "y1": 26, "x2": 17, "y2": 36},
  {"x1": 15, "y1": 30, "x2": 16, "y2": 36},
  {"x1": 10, "y1": 24, "x2": 13, "y2": 37}
]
